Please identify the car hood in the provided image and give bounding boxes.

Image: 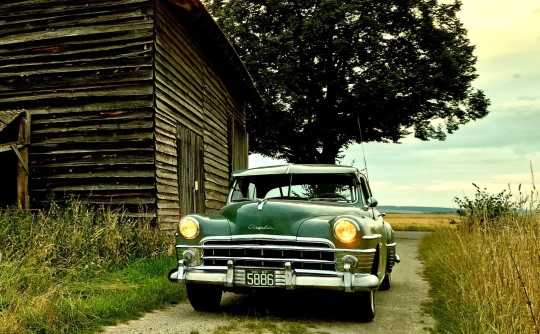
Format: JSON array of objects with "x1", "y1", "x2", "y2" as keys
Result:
[{"x1": 221, "y1": 200, "x2": 361, "y2": 236}]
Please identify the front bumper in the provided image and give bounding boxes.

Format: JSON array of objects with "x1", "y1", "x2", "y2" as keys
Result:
[{"x1": 168, "y1": 260, "x2": 380, "y2": 293}]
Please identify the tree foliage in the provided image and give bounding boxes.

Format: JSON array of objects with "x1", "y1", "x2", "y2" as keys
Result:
[{"x1": 204, "y1": 0, "x2": 490, "y2": 163}]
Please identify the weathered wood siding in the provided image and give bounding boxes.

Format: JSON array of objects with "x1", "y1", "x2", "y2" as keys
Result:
[
  {"x1": 0, "y1": 0, "x2": 157, "y2": 213},
  {"x1": 154, "y1": 0, "x2": 247, "y2": 230},
  {"x1": 0, "y1": 0, "x2": 252, "y2": 226}
]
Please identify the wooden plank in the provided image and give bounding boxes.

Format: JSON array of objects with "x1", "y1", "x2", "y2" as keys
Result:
[
  {"x1": 24, "y1": 99, "x2": 153, "y2": 116},
  {"x1": 0, "y1": 0, "x2": 149, "y2": 16}
]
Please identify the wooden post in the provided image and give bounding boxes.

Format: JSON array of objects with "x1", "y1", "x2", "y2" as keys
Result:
[{"x1": 16, "y1": 111, "x2": 30, "y2": 209}]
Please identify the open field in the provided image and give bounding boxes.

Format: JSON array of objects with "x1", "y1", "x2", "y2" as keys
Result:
[{"x1": 385, "y1": 213, "x2": 458, "y2": 231}]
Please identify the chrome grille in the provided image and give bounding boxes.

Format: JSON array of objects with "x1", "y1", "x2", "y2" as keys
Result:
[
  {"x1": 387, "y1": 243, "x2": 397, "y2": 271},
  {"x1": 201, "y1": 239, "x2": 336, "y2": 271},
  {"x1": 335, "y1": 251, "x2": 376, "y2": 273}
]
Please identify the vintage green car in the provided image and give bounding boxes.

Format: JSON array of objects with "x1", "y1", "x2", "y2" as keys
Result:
[{"x1": 168, "y1": 164, "x2": 399, "y2": 322}]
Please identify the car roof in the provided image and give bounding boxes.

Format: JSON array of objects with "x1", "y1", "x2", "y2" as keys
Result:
[{"x1": 232, "y1": 164, "x2": 362, "y2": 177}]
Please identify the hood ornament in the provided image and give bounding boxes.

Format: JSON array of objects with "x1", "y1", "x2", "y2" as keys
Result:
[{"x1": 257, "y1": 198, "x2": 269, "y2": 210}]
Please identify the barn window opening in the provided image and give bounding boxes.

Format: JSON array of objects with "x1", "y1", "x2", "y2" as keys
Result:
[{"x1": 0, "y1": 110, "x2": 30, "y2": 209}]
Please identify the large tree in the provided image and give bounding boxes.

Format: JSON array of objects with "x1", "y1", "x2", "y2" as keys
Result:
[{"x1": 204, "y1": 0, "x2": 490, "y2": 164}]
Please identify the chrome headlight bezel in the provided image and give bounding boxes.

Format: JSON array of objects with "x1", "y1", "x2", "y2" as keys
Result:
[
  {"x1": 333, "y1": 217, "x2": 360, "y2": 243},
  {"x1": 179, "y1": 217, "x2": 200, "y2": 240}
]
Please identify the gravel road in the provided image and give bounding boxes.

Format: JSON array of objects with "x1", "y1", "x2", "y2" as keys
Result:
[{"x1": 102, "y1": 231, "x2": 435, "y2": 334}]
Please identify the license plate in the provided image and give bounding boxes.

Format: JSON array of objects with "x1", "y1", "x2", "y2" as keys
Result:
[{"x1": 245, "y1": 269, "x2": 275, "y2": 287}]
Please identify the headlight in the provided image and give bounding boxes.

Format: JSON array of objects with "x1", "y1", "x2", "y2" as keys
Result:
[
  {"x1": 179, "y1": 217, "x2": 200, "y2": 239},
  {"x1": 333, "y1": 218, "x2": 358, "y2": 243}
]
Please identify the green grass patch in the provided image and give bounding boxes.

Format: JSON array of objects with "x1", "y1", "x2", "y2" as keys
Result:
[
  {"x1": 0, "y1": 201, "x2": 185, "y2": 333},
  {"x1": 213, "y1": 319, "x2": 312, "y2": 334}
]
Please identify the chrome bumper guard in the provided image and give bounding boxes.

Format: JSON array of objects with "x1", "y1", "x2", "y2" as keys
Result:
[{"x1": 169, "y1": 259, "x2": 380, "y2": 293}]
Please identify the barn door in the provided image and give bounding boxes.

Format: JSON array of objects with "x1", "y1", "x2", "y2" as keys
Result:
[{"x1": 177, "y1": 125, "x2": 205, "y2": 216}]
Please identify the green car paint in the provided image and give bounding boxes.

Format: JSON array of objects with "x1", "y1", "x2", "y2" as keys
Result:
[{"x1": 169, "y1": 164, "x2": 399, "y2": 322}]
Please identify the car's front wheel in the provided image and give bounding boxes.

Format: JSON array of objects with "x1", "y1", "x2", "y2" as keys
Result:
[
  {"x1": 358, "y1": 290, "x2": 375, "y2": 322},
  {"x1": 379, "y1": 273, "x2": 392, "y2": 291},
  {"x1": 186, "y1": 284, "x2": 222, "y2": 312},
  {"x1": 344, "y1": 290, "x2": 375, "y2": 322}
]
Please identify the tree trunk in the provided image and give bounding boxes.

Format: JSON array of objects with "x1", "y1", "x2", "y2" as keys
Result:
[{"x1": 319, "y1": 141, "x2": 340, "y2": 164}]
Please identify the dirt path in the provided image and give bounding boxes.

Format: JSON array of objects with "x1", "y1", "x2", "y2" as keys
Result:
[{"x1": 102, "y1": 231, "x2": 434, "y2": 334}]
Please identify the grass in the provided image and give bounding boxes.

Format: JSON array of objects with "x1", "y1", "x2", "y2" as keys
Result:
[
  {"x1": 212, "y1": 319, "x2": 312, "y2": 334},
  {"x1": 420, "y1": 186, "x2": 540, "y2": 333},
  {"x1": 0, "y1": 201, "x2": 184, "y2": 334}
]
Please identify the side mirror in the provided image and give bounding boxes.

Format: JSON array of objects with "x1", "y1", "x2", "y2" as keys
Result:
[{"x1": 364, "y1": 197, "x2": 378, "y2": 210}]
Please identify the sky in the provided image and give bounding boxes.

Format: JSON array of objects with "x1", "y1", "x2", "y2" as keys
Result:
[{"x1": 248, "y1": 0, "x2": 540, "y2": 209}]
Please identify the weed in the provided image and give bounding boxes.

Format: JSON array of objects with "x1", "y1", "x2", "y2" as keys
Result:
[{"x1": 0, "y1": 201, "x2": 183, "y2": 333}]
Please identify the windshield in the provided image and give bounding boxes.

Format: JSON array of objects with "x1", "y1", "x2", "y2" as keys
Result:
[{"x1": 229, "y1": 173, "x2": 358, "y2": 203}]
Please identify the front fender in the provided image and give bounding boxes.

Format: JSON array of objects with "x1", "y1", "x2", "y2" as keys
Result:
[
  {"x1": 297, "y1": 216, "x2": 381, "y2": 250},
  {"x1": 174, "y1": 214, "x2": 231, "y2": 245},
  {"x1": 383, "y1": 220, "x2": 395, "y2": 244}
]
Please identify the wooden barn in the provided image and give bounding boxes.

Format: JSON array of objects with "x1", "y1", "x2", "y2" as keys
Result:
[{"x1": 0, "y1": 0, "x2": 258, "y2": 231}]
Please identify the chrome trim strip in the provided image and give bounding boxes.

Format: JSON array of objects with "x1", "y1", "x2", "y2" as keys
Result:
[
  {"x1": 201, "y1": 236, "x2": 336, "y2": 248},
  {"x1": 362, "y1": 234, "x2": 382, "y2": 240},
  {"x1": 296, "y1": 237, "x2": 336, "y2": 248},
  {"x1": 293, "y1": 269, "x2": 346, "y2": 276},
  {"x1": 201, "y1": 256, "x2": 335, "y2": 264},
  {"x1": 182, "y1": 267, "x2": 381, "y2": 291},
  {"x1": 200, "y1": 236, "x2": 232, "y2": 244},
  {"x1": 176, "y1": 244, "x2": 376, "y2": 254},
  {"x1": 230, "y1": 234, "x2": 297, "y2": 242},
  {"x1": 184, "y1": 244, "x2": 333, "y2": 252},
  {"x1": 187, "y1": 266, "x2": 348, "y2": 277}
]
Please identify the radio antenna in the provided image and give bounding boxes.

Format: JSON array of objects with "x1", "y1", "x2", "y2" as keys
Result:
[{"x1": 357, "y1": 117, "x2": 369, "y2": 181}]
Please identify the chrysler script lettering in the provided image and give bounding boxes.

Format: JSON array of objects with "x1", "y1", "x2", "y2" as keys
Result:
[{"x1": 248, "y1": 224, "x2": 274, "y2": 230}]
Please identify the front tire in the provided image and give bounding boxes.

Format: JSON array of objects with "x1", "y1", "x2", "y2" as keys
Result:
[
  {"x1": 344, "y1": 290, "x2": 375, "y2": 322},
  {"x1": 379, "y1": 273, "x2": 392, "y2": 291},
  {"x1": 358, "y1": 290, "x2": 375, "y2": 322},
  {"x1": 186, "y1": 284, "x2": 222, "y2": 312}
]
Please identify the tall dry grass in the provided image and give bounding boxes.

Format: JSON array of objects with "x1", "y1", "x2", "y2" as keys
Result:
[
  {"x1": 421, "y1": 185, "x2": 540, "y2": 333},
  {"x1": 0, "y1": 200, "x2": 174, "y2": 333}
]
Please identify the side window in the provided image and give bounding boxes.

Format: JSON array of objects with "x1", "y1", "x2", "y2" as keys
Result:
[
  {"x1": 359, "y1": 177, "x2": 371, "y2": 204},
  {"x1": 231, "y1": 180, "x2": 258, "y2": 201},
  {"x1": 231, "y1": 184, "x2": 245, "y2": 201},
  {"x1": 248, "y1": 183, "x2": 257, "y2": 199},
  {"x1": 265, "y1": 187, "x2": 284, "y2": 198}
]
